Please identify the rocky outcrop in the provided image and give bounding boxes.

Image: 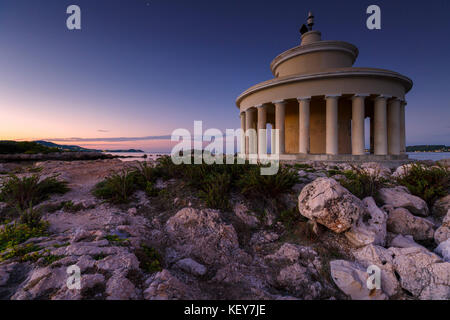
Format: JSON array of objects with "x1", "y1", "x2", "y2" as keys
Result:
[
  {"x1": 143, "y1": 269, "x2": 201, "y2": 300},
  {"x1": 378, "y1": 186, "x2": 429, "y2": 216},
  {"x1": 298, "y1": 178, "x2": 364, "y2": 233},
  {"x1": 165, "y1": 208, "x2": 247, "y2": 266},
  {"x1": 386, "y1": 208, "x2": 434, "y2": 241}
]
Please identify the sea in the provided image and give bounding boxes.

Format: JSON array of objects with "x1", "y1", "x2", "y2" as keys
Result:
[{"x1": 106, "y1": 152, "x2": 450, "y2": 162}]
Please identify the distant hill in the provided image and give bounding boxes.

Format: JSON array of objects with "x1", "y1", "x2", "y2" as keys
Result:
[
  {"x1": 406, "y1": 145, "x2": 449, "y2": 152},
  {"x1": 0, "y1": 140, "x2": 144, "y2": 154},
  {"x1": 34, "y1": 140, "x2": 96, "y2": 152},
  {"x1": 34, "y1": 141, "x2": 144, "y2": 153},
  {"x1": 0, "y1": 141, "x2": 61, "y2": 154}
]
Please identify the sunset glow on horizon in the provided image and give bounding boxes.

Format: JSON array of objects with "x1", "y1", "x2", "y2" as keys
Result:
[{"x1": 1, "y1": 0, "x2": 449, "y2": 151}]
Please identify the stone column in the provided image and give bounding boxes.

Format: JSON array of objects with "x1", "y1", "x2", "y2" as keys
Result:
[
  {"x1": 297, "y1": 97, "x2": 311, "y2": 154},
  {"x1": 269, "y1": 122, "x2": 276, "y2": 154},
  {"x1": 400, "y1": 101, "x2": 406, "y2": 154},
  {"x1": 351, "y1": 94, "x2": 367, "y2": 155},
  {"x1": 257, "y1": 104, "x2": 267, "y2": 156},
  {"x1": 273, "y1": 100, "x2": 287, "y2": 154},
  {"x1": 245, "y1": 108, "x2": 257, "y2": 155},
  {"x1": 374, "y1": 96, "x2": 389, "y2": 155},
  {"x1": 387, "y1": 98, "x2": 401, "y2": 155},
  {"x1": 240, "y1": 112, "x2": 246, "y2": 156},
  {"x1": 326, "y1": 95, "x2": 340, "y2": 155}
]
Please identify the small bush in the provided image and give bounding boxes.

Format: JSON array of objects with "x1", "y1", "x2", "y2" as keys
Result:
[
  {"x1": 198, "y1": 172, "x2": 231, "y2": 210},
  {"x1": 145, "y1": 181, "x2": 159, "y2": 197},
  {"x1": 396, "y1": 163, "x2": 449, "y2": 207},
  {"x1": 338, "y1": 167, "x2": 386, "y2": 199},
  {"x1": 0, "y1": 174, "x2": 69, "y2": 210},
  {"x1": 135, "y1": 245, "x2": 162, "y2": 274},
  {"x1": 93, "y1": 170, "x2": 137, "y2": 204},
  {"x1": 0, "y1": 243, "x2": 42, "y2": 262},
  {"x1": 238, "y1": 166, "x2": 299, "y2": 199},
  {"x1": 18, "y1": 203, "x2": 43, "y2": 228},
  {"x1": 133, "y1": 162, "x2": 158, "y2": 189},
  {"x1": 0, "y1": 221, "x2": 49, "y2": 252}
]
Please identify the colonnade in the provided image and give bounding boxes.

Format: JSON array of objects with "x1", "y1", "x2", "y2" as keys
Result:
[{"x1": 240, "y1": 94, "x2": 407, "y2": 157}]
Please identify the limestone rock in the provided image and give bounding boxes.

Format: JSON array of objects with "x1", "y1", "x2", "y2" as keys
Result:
[
  {"x1": 434, "y1": 239, "x2": 450, "y2": 262},
  {"x1": 352, "y1": 245, "x2": 401, "y2": 297},
  {"x1": 95, "y1": 251, "x2": 140, "y2": 273},
  {"x1": 233, "y1": 202, "x2": 259, "y2": 228},
  {"x1": 105, "y1": 274, "x2": 139, "y2": 300},
  {"x1": 392, "y1": 164, "x2": 414, "y2": 178},
  {"x1": 432, "y1": 195, "x2": 450, "y2": 219},
  {"x1": 175, "y1": 258, "x2": 207, "y2": 277},
  {"x1": 434, "y1": 209, "x2": 450, "y2": 244},
  {"x1": 387, "y1": 247, "x2": 450, "y2": 300},
  {"x1": 298, "y1": 178, "x2": 364, "y2": 233},
  {"x1": 378, "y1": 186, "x2": 429, "y2": 216},
  {"x1": 165, "y1": 208, "x2": 245, "y2": 266},
  {"x1": 276, "y1": 263, "x2": 323, "y2": 300},
  {"x1": 330, "y1": 260, "x2": 387, "y2": 300},
  {"x1": 360, "y1": 162, "x2": 391, "y2": 179},
  {"x1": 389, "y1": 234, "x2": 427, "y2": 250},
  {"x1": 144, "y1": 269, "x2": 200, "y2": 300},
  {"x1": 387, "y1": 207, "x2": 434, "y2": 241},
  {"x1": 345, "y1": 197, "x2": 387, "y2": 248}
]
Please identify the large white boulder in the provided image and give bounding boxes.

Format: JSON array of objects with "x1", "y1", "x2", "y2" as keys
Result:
[
  {"x1": 434, "y1": 239, "x2": 450, "y2": 262},
  {"x1": 434, "y1": 209, "x2": 450, "y2": 244},
  {"x1": 298, "y1": 178, "x2": 365, "y2": 233},
  {"x1": 352, "y1": 244, "x2": 401, "y2": 297},
  {"x1": 432, "y1": 195, "x2": 450, "y2": 219},
  {"x1": 387, "y1": 247, "x2": 450, "y2": 300},
  {"x1": 386, "y1": 207, "x2": 434, "y2": 241},
  {"x1": 378, "y1": 186, "x2": 429, "y2": 216},
  {"x1": 330, "y1": 260, "x2": 387, "y2": 300}
]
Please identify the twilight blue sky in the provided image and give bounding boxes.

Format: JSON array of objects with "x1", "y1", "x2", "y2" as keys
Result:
[{"x1": 0, "y1": 0, "x2": 449, "y2": 151}]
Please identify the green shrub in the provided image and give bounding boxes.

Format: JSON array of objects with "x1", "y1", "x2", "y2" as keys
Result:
[
  {"x1": 92, "y1": 170, "x2": 137, "y2": 204},
  {"x1": 338, "y1": 167, "x2": 386, "y2": 200},
  {"x1": 135, "y1": 245, "x2": 162, "y2": 274},
  {"x1": 18, "y1": 203, "x2": 43, "y2": 228},
  {"x1": 0, "y1": 174, "x2": 69, "y2": 210},
  {"x1": 238, "y1": 166, "x2": 299, "y2": 199},
  {"x1": 279, "y1": 207, "x2": 300, "y2": 229},
  {"x1": 133, "y1": 162, "x2": 158, "y2": 189},
  {"x1": 0, "y1": 243, "x2": 42, "y2": 262},
  {"x1": 396, "y1": 163, "x2": 449, "y2": 207},
  {"x1": 198, "y1": 172, "x2": 231, "y2": 210},
  {"x1": 0, "y1": 221, "x2": 49, "y2": 252},
  {"x1": 145, "y1": 181, "x2": 159, "y2": 197}
]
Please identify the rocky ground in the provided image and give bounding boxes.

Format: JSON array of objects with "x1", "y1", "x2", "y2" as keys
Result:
[{"x1": 0, "y1": 159, "x2": 449, "y2": 300}]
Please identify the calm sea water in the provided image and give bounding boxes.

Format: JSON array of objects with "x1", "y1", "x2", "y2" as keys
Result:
[
  {"x1": 406, "y1": 152, "x2": 450, "y2": 161},
  {"x1": 107, "y1": 152, "x2": 450, "y2": 162}
]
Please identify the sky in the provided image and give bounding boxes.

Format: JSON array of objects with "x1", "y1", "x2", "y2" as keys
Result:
[{"x1": 0, "y1": 0, "x2": 449, "y2": 152}]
